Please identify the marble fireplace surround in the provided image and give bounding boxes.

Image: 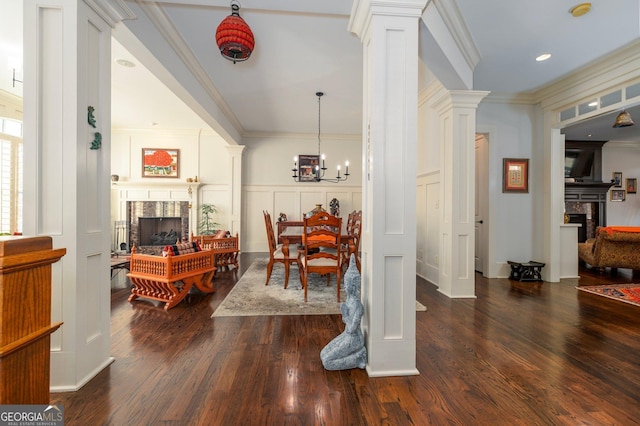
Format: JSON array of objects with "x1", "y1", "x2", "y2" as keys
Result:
[{"x1": 113, "y1": 182, "x2": 200, "y2": 254}]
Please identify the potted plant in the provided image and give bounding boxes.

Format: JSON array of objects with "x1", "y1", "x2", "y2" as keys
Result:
[{"x1": 198, "y1": 203, "x2": 220, "y2": 235}]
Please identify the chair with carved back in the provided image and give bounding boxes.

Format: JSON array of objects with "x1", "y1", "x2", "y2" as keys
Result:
[
  {"x1": 299, "y1": 211, "x2": 343, "y2": 302},
  {"x1": 342, "y1": 210, "x2": 362, "y2": 272},
  {"x1": 263, "y1": 210, "x2": 299, "y2": 288}
]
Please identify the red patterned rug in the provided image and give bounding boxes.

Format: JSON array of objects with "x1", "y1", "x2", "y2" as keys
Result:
[{"x1": 576, "y1": 284, "x2": 640, "y2": 307}]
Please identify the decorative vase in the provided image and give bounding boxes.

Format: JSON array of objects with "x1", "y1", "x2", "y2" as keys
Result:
[
  {"x1": 307, "y1": 204, "x2": 326, "y2": 218},
  {"x1": 111, "y1": 174, "x2": 119, "y2": 182}
]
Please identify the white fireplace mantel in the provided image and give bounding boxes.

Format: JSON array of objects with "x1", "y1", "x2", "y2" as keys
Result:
[{"x1": 112, "y1": 181, "x2": 201, "y2": 203}]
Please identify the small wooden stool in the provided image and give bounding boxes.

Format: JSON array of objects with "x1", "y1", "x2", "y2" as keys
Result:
[{"x1": 507, "y1": 261, "x2": 545, "y2": 282}]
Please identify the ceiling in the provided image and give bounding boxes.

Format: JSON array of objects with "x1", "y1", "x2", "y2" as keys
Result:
[{"x1": 3, "y1": 0, "x2": 640, "y2": 142}]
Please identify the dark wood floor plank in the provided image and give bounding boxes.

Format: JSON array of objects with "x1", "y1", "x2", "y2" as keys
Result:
[{"x1": 51, "y1": 255, "x2": 640, "y2": 425}]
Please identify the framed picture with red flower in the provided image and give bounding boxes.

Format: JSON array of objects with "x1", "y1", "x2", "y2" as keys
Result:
[
  {"x1": 142, "y1": 148, "x2": 179, "y2": 178},
  {"x1": 503, "y1": 158, "x2": 529, "y2": 193}
]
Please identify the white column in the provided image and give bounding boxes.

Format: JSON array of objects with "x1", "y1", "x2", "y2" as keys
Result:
[
  {"x1": 225, "y1": 145, "x2": 245, "y2": 239},
  {"x1": 542, "y1": 123, "x2": 565, "y2": 282},
  {"x1": 432, "y1": 90, "x2": 488, "y2": 298},
  {"x1": 23, "y1": 0, "x2": 134, "y2": 390},
  {"x1": 349, "y1": 0, "x2": 427, "y2": 377}
]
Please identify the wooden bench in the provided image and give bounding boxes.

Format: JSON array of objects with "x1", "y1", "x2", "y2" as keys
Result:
[
  {"x1": 191, "y1": 233, "x2": 240, "y2": 270},
  {"x1": 127, "y1": 243, "x2": 216, "y2": 310}
]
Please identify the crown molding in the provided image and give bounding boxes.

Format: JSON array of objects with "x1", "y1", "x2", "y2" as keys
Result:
[
  {"x1": 482, "y1": 92, "x2": 537, "y2": 105},
  {"x1": 433, "y1": 0, "x2": 480, "y2": 71},
  {"x1": 536, "y1": 39, "x2": 640, "y2": 110}
]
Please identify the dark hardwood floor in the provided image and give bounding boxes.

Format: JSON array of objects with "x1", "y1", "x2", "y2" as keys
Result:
[{"x1": 51, "y1": 254, "x2": 640, "y2": 425}]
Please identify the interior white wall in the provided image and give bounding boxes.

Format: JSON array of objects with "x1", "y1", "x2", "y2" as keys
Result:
[
  {"x1": 242, "y1": 134, "x2": 362, "y2": 187},
  {"x1": 476, "y1": 100, "x2": 540, "y2": 278},
  {"x1": 602, "y1": 142, "x2": 640, "y2": 225},
  {"x1": 240, "y1": 134, "x2": 362, "y2": 252},
  {"x1": 416, "y1": 89, "x2": 441, "y2": 284},
  {"x1": 111, "y1": 128, "x2": 233, "y2": 231}
]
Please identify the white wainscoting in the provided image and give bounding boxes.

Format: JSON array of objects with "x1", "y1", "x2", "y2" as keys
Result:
[{"x1": 243, "y1": 184, "x2": 362, "y2": 252}]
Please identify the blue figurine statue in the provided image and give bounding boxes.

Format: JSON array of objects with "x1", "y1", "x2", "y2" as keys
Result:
[{"x1": 320, "y1": 254, "x2": 367, "y2": 370}]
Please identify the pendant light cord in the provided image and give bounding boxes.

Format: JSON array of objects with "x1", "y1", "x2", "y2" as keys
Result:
[{"x1": 317, "y1": 92, "x2": 322, "y2": 158}]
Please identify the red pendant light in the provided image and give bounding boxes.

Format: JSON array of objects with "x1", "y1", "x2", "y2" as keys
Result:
[{"x1": 215, "y1": 2, "x2": 254, "y2": 64}]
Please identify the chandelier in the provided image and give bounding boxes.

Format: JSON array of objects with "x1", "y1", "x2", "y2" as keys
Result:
[
  {"x1": 292, "y1": 92, "x2": 350, "y2": 183},
  {"x1": 215, "y1": 1, "x2": 254, "y2": 64}
]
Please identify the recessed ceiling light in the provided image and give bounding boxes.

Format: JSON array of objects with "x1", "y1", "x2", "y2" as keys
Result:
[
  {"x1": 570, "y1": 3, "x2": 591, "y2": 18},
  {"x1": 536, "y1": 53, "x2": 552, "y2": 62},
  {"x1": 115, "y1": 59, "x2": 135, "y2": 68}
]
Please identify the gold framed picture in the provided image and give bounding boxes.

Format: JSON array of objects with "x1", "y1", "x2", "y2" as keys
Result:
[
  {"x1": 610, "y1": 189, "x2": 626, "y2": 202},
  {"x1": 626, "y1": 178, "x2": 637, "y2": 194},
  {"x1": 142, "y1": 148, "x2": 179, "y2": 178},
  {"x1": 612, "y1": 171, "x2": 622, "y2": 187},
  {"x1": 502, "y1": 158, "x2": 529, "y2": 193}
]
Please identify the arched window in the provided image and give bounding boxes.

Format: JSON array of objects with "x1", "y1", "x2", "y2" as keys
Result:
[{"x1": 0, "y1": 117, "x2": 23, "y2": 235}]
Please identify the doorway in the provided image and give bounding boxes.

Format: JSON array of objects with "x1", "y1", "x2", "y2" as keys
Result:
[{"x1": 475, "y1": 133, "x2": 489, "y2": 274}]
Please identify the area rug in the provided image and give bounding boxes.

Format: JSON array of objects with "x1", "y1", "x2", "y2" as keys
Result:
[
  {"x1": 212, "y1": 258, "x2": 427, "y2": 317},
  {"x1": 576, "y1": 284, "x2": 640, "y2": 307}
]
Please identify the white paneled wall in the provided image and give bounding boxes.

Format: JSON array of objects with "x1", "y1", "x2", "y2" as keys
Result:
[
  {"x1": 416, "y1": 171, "x2": 440, "y2": 285},
  {"x1": 244, "y1": 184, "x2": 362, "y2": 252}
]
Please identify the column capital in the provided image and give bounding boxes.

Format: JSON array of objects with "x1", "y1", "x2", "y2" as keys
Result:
[
  {"x1": 349, "y1": 0, "x2": 429, "y2": 38},
  {"x1": 225, "y1": 145, "x2": 246, "y2": 156},
  {"x1": 431, "y1": 89, "x2": 490, "y2": 113}
]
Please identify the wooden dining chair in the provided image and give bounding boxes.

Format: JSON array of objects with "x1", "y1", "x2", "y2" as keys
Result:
[
  {"x1": 263, "y1": 210, "x2": 298, "y2": 288},
  {"x1": 342, "y1": 210, "x2": 362, "y2": 272},
  {"x1": 299, "y1": 211, "x2": 343, "y2": 302}
]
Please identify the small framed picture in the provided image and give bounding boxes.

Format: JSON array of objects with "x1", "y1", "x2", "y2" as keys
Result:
[
  {"x1": 612, "y1": 171, "x2": 622, "y2": 187},
  {"x1": 626, "y1": 178, "x2": 637, "y2": 194},
  {"x1": 502, "y1": 158, "x2": 529, "y2": 193},
  {"x1": 142, "y1": 148, "x2": 179, "y2": 178},
  {"x1": 297, "y1": 154, "x2": 319, "y2": 182},
  {"x1": 610, "y1": 189, "x2": 626, "y2": 202}
]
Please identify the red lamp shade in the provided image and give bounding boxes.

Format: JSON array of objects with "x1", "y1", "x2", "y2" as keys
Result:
[{"x1": 215, "y1": 4, "x2": 254, "y2": 64}]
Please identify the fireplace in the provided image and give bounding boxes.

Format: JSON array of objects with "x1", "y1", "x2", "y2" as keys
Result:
[
  {"x1": 139, "y1": 217, "x2": 182, "y2": 246},
  {"x1": 565, "y1": 201, "x2": 600, "y2": 242},
  {"x1": 564, "y1": 140, "x2": 613, "y2": 241},
  {"x1": 127, "y1": 201, "x2": 190, "y2": 253},
  {"x1": 565, "y1": 212, "x2": 588, "y2": 242}
]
